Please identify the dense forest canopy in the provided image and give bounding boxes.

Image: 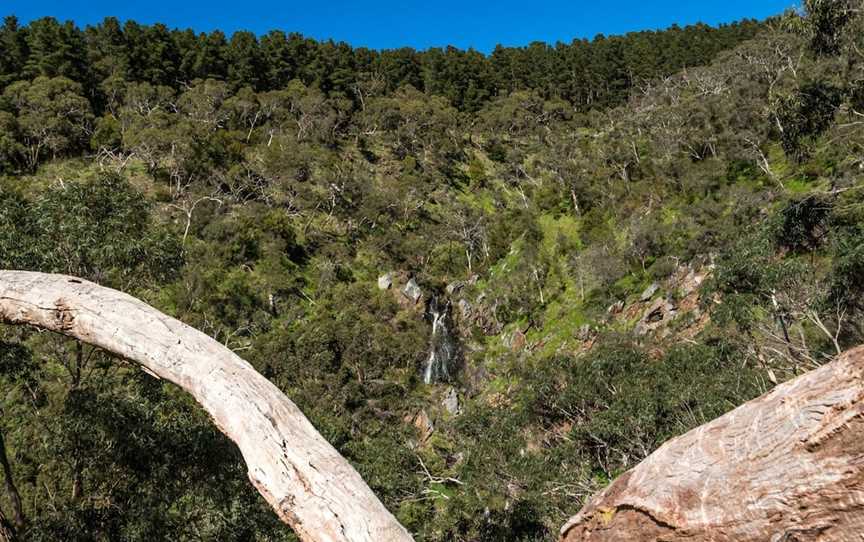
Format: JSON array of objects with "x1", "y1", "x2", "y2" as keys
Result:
[
  {"x1": 1, "y1": 1, "x2": 864, "y2": 540},
  {"x1": 0, "y1": 15, "x2": 764, "y2": 113}
]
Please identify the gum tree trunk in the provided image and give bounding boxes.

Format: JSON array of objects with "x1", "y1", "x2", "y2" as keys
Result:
[
  {"x1": 0, "y1": 271, "x2": 412, "y2": 542},
  {"x1": 560, "y1": 345, "x2": 864, "y2": 541}
]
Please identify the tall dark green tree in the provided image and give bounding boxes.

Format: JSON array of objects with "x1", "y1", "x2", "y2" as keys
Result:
[
  {"x1": 0, "y1": 16, "x2": 27, "y2": 87},
  {"x1": 227, "y1": 30, "x2": 263, "y2": 90},
  {"x1": 22, "y1": 17, "x2": 89, "y2": 84}
]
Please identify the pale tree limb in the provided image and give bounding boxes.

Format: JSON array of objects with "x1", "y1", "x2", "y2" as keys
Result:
[
  {"x1": 744, "y1": 137, "x2": 783, "y2": 190},
  {"x1": 0, "y1": 271, "x2": 412, "y2": 542},
  {"x1": 560, "y1": 345, "x2": 864, "y2": 541},
  {"x1": 806, "y1": 305, "x2": 845, "y2": 356},
  {"x1": 168, "y1": 196, "x2": 223, "y2": 246}
]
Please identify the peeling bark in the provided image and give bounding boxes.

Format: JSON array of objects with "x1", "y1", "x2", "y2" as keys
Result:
[
  {"x1": 0, "y1": 271, "x2": 413, "y2": 542},
  {"x1": 560, "y1": 346, "x2": 864, "y2": 541}
]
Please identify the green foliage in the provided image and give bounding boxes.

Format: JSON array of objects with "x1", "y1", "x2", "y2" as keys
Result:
[
  {"x1": 1, "y1": 345, "x2": 294, "y2": 542},
  {"x1": 0, "y1": 176, "x2": 183, "y2": 286},
  {"x1": 2, "y1": 76, "x2": 93, "y2": 170},
  {"x1": 1, "y1": 7, "x2": 864, "y2": 541},
  {"x1": 0, "y1": 111, "x2": 24, "y2": 172},
  {"x1": 828, "y1": 236, "x2": 864, "y2": 312},
  {"x1": 0, "y1": 16, "x2": 764, "y2": 113},
  {"x1": 0, "y1": 340, "x2": 36, "y2": 383},
  {"x1": 0, "y1": 16, "x2": 28, "y2": 87},
  {"x1": 773, "y1": 82, "x2": 842, "y2": 162},
  {"x1": 706, "y1": 229, "x2": 785, "y2": 331},
  {"x1": 0, "y1": 189, "x2": 35, "y2": 267},
  {"x1": 467, "y1": 158, "x2": 487, "y2": 188},
  {"x1": 90, "y1": 114, "x2": 122, "y2": 151},
  {"x1": 803, "y1": 0, "x2": 858, "y2": 56},
  {"x1": 775, "y1": 195, "x2": 833, "y2": 253},
  {"x1": 531, "y1": 340, "x2": 761, "y2": 475}
]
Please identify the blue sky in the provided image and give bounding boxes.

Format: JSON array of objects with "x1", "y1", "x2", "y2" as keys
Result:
[{"x1": 5, "y1": 0, "x2": 798, "y2": 53}]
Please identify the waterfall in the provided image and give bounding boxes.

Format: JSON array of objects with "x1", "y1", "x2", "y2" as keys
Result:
[{"x1": 423, "y1": 296, "x2": 459, "y2": 384}]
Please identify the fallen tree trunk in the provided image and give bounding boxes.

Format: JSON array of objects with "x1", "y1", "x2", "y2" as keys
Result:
[
  {"x1": 0, "y1": 271, "x2": 413, "y2": 542},
  {"x1": 560, "y1": 346, "x2": 864, "y2": 541}
]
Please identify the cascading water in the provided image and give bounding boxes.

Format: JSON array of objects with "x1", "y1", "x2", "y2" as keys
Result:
[{"x1": 423, "y1": 296, "x2": 460, "y2": 384}]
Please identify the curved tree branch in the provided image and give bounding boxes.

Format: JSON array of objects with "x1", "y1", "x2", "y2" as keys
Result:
[
  {"x1": 0, "y1": 271, "x2": 413, "y2": 542},
  {"x1": 560, "y1": 346, "x2": 864, "y2": 541}
]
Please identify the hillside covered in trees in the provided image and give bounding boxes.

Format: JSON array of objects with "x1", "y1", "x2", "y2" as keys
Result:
[{"x1": 1, "y1": 1, "x2": 864, "y2": 540}]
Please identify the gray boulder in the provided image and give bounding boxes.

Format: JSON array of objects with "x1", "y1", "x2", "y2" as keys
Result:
[
  {"x1": 640, "y1": 283, "x2": 660, "y2": 302},
  {"x1": 402, "y1": 278, "x2": 423, "y2": 304},
  {"x1": 378, "y1": 273, "x2": 393, "y2": 290},
  {"x1": 607, "y1": 300, "x2": 625, "y2": 314},
  {"x1": 442, "y1": 387, "x2": 460, "y2": 415}
]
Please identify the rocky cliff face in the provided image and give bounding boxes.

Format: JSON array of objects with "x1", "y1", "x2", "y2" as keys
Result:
[{"x1": 560, "y1": 346, "x2": 864, "y2": 542}]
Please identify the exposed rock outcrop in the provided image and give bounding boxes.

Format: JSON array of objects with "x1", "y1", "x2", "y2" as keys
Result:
[
  {"x1": 408, "y1": 410, "x2": 434, "y2": 444},
  {"x1": 634, "y1": 298, "x2": 677, "y2": 336},
  {"x1": 403, "y1": 278, "x2": 423, "y2": 304},
  {"x1": 453, "y1": 292, "x2": 503, "y2": 336},
  {"x1": 560, "y1": 346, "x2": 864, "y2": 542},
  {"x1": 378, "y1": 273, "x2": 393, "y2": 290},
  {"x1": 639, "y1": 283, "x2": 660, "y2": 302},
  {"x1": 442, "y1": 387, "x2": 460, "y2": 415}
]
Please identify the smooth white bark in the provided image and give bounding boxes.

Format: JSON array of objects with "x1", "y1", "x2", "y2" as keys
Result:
[{"x1": 0, "y1": 271, "x2": 412, "y2": 542}]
